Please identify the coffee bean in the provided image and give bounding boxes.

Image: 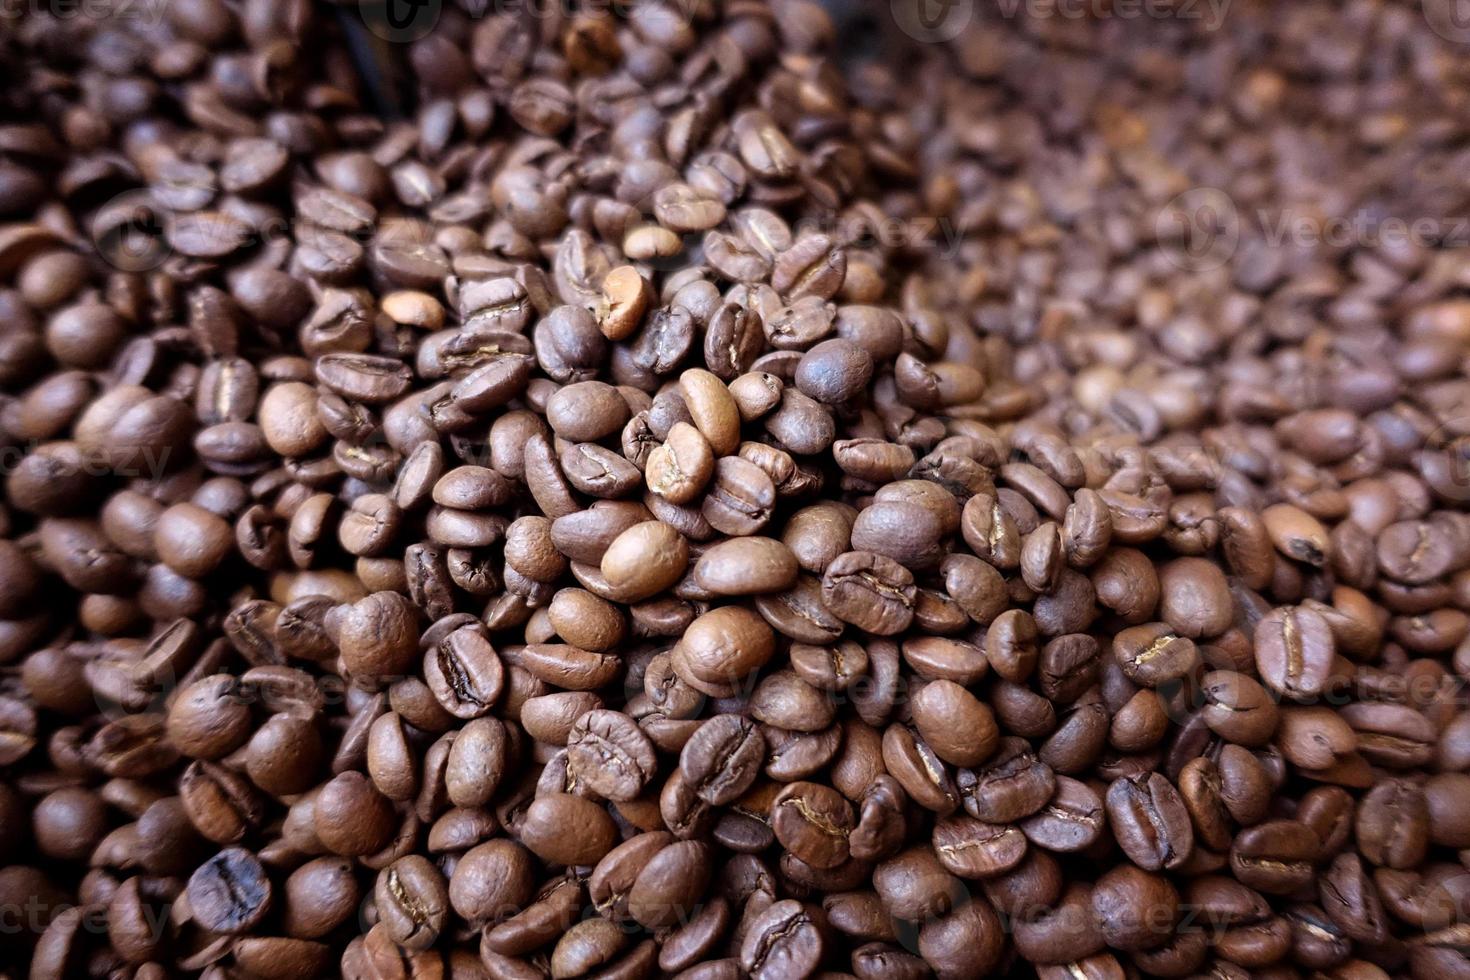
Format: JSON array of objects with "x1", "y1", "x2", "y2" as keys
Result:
[
  {"x1": 674, "y1": 605, "x2": 776, "y2": 693},
  {"x1": 911, "y1": 680, "x2": 998, "y2": 767},
  {"x1": 566, "y1": 709, "x2": 658, "y2": 802},
  {"x1": 1263, "y1": 503, "x2": 1331, "y2": 567},
  {"x1": 772, "y1": 781, "x2": 855, "y2": 869},
  {"x1": 338, "y1": 591, "x2": 420, "y2": 681},
  {"x1": 424, "y1": 624, "x2": 504, "y2": 719},
  {"x1": 740, "y1": 900, "x2": 824, "y2": 980},
  {"x1": 1105, "y1": 772, "x2": 1194, "y2": 871},
  {"x1": 1021, "y1": 776, "x2": 1105, "y2": 853},
  {"x1": 882, "y1": 723, "x2": 960, "y2": 815},
  {"x1": 702, "y1": 455, "x2": 776, "y2": 536},
  {"x1": 1113, "y1": 622, "x2": 1199, "y2": 688},
  {"x1": 601, "y1": 521, "x2": 689, "y2": 602},
  {"x1": 1200, "y1": 670, "x2": 1280, "y2": 746},
  {"x1": 680, "y1": 714, "x2": 765, "y2": 805},
  {"x1": 959, "y1": 738, "x2": 1056, "y2": 823},
  {"x1": 1254, "y1": 604, "x2": 1335, "y2": 701},
  {"x1": 187, "y1": 847, "x2": 272, "y2": 934},
  {"x1": 1320, "y1": 851, "x2": 1387, "y2": 944},
  {"x1": 449, "y1": 839, "x2": 536, "y2": 925},
  {"x1": 874, "y1": 844, "x2": 963, "y2": 921},
  {"x1": 1231, "y1": 819, "x2": 1320, "y2": 894},
  {"x1": 1356, "y1": 779, "x2": 1429, "y2": 870},
  {"x1": 918, "y1": 899, "x2": 1005, "y2": 978},
  {"x1": 931, "y1": 814, "x2": 1027, "y2": 880},
  {"x1": 376, "y1": 855, "x2": 448, "y2": 951},
  {"x1": 693, "y1": 537, "x2": 798, "y2": 596},
  {"x1": 821, "y1": 550, "x2": 916, "y2": 635},
  {"x1": 647, "y1": 422, "x2": 715, "y2": 504}
]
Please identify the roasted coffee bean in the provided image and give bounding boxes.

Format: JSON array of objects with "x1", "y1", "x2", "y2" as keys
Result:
[
  {"x1": 1231, "y1": 820, "x2": 1321, "y2": 894},
  {"x1": 772, "y1": 781, "x2": 856, "y2": 869},
  {"x1": 186, "y1": 847, "x2": 272, "y2": 934},
  {"x1": 1021, "y1": 776, "x2": 1105, "y2": 853},
  {"x1": 1105, "y1": 772, "x2": 1194, "y2": 871},
  {"x1": 1113, "y1": 622, "x2": 1199, "y2": 688},
  {"x1": 449, "y1": 838, "x2": 536, "y2": 925},
  {"x1": 680, "y1": 714, "x2": 765, "y2": 805},
  {"x1": 693, "y1": 537, "x2": 799, "y2": 595},
  {"x1": 958, "y1": 738, "x2": 1056, "y2": 823},
  {"x1": 1012, "y1": 881, "x2": 1107, "y2": 965},
  {"x1": 1091, "y1": 864, "x2": 1179, "y2": 951},
  {"x1": 519, "y1": 792, "x2": 620, "y2": 867},
  {"x1": 1200, "y1": 671, "x2": 1280, "y2": 746},
  {"x1": 931, "y1": 814, "x2": 1028, "y2": 879},
  {"x1": 740, "y1": 900, "x2": 824, "y2": 980},
  {"x1": 566, "y1": 709, "x2": 658, "y2": 802},
  {"x1": 1255, "y1": 605, "x2": 1335, "y2": 701},
  {"x1": 375, "y1": 855, "x2": 448, "y2": 952},
  {"x1": 910, "y1": 679, "x2": 998, "y2": 767},
  {"x1": 647, "y1": 422, "x2": 715, "y2": 504},
  {"x1": 424, "y1": 624, "x2": 504, "y2": 719},
  {"x1": 822, "y1": 550, "x2": 916, "y2": 635},
  {"x1": 602, "y1": 520, "x2": 689, "y2": 602},
  {"x1": 675, "y1": 605, "x2": 776, "y2": 692},
  {"x1": 702, "y1": 455, "x2": 776, "y2": 536},
  {"x1": 1356, "y1": 780, "x2": 1430, "y2": 870}
]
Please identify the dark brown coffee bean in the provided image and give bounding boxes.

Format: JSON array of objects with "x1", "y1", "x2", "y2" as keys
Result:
[
  {"x1": 1263, "y1": 503, "x2": 1331, "y2": 567},
  {"x1": 1011, "y1": 881, "x2": 1107, "y2": 966},
  {"x1": 772, "y1": 781, "x2": 855, "y2": 870},
  {"x1": 674, "y1": 606, "x2": 776, "y2": 693},
  {"x1": 911, "y1": 680, "x2": 998, "y2": 768},
  {"x1": 1320, "y1": 852, "x2": 1387, "y2": 945},
  {"x1": 931, "y1": 814, "x2": 1028, "y2": 879},
  {"x1": 187, "y1": 847, "x2": 272, "y2": 934},
  {"x1": 693, "y1": 537, "x2": 799, "y2": 596},
  {"x1": 1091, "y1": 864, "x2": 1178, "y2": 952},
  {"x1": 1113, "y1": 622, "x2": 1199, "y2": 688},
  {"x1": 449, "y1": 838, "x2": 536, "y2": 925},
  {"x1": 424, "y1": 624, "x2": 504, "y2": 719},
  {"x1": 740, "y1": 900, "x2": 824, "y2": 980},
  {"x1": 1356, "y1": 779, "x2": 1429, "y2": 870},
  {"x1": 375, "y1": 855, "x2": 448, "y2": 952},
  {"x1": 566, "y1": 709, "x2": 658, "y2": 802},
  {"x1": 602, "y1": 521, "x2": 689, "y2": 602},
  {"x1": 1255, "y1": 605, "x2": 1334, "y2": 701},
  {"x1": 1020, "y1": 776, "x2": 1105, "y2": 853},
  {"x1": 822, "y1": 551, "x2": 916, "y2": 635},
  {"x1": 702, "y1": 455, "x2": 776, "y2": 536},
  {"x1": 1200, "y1": 670, "x2": 1280, "y2": 746},
  {"x1": 958, "y1": 738, "x2": 1056, "y2": 824},
  {"x1": 680, "y1": 714, "x2": 765, "y2": 805},
  {"x1": 519, "y1": 792, "x2": 619, "y2": 867},
  {"x1": 1105, "y1": 772, "x2": 1193, "y2": 871},
  {"x1": 1230, "y1": 820, "x2": 1320, "y2": 894}
]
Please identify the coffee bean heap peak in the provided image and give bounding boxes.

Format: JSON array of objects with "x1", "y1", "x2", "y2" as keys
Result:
[{"x1": 4, "y1": 0, "x2": 1470, "y2": 977}]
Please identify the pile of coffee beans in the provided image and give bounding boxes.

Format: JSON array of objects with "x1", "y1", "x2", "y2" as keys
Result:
[{"x1": 3, "y1": 0, "x2": 1470, "y2": 976}]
